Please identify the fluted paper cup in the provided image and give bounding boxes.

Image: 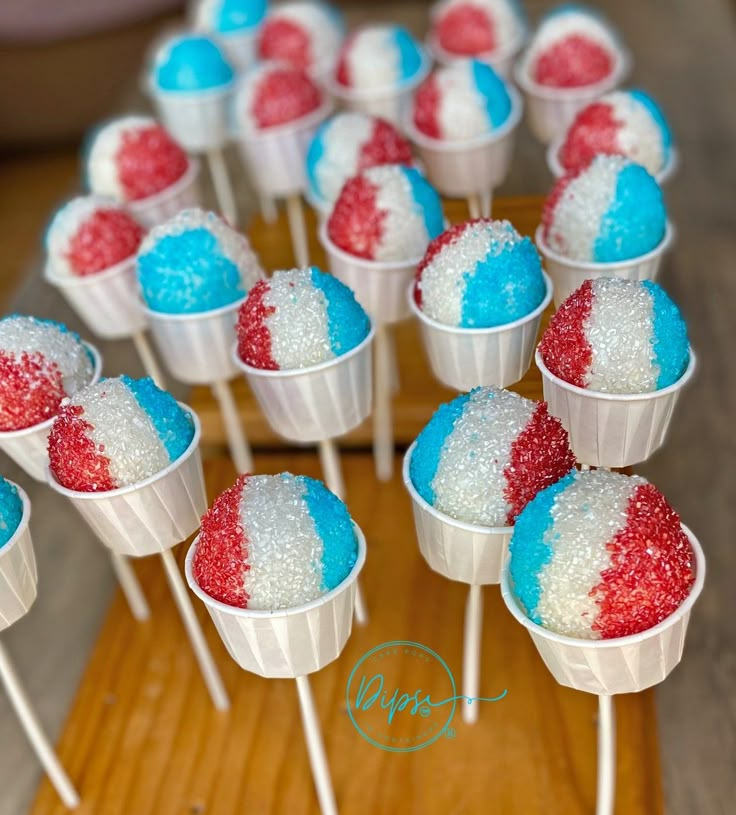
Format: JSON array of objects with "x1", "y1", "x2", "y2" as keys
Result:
[
  {"x1": 536, "y1": 224, "x2": 675, "y2": 308},
  {"x1": 128, "y1": 159, "x2": 202, "y2": 228},
  {"x1": 44, "y1": 256, "x2": 146, "y2": 339},
  {"x1": 320, "y1": 226, "x2": 418, "y2": 324},
  {"x1": 150, "y1": 82, "x2": 234, "y2": 152},
  {"x1": 0, "y1": 343, "x2": 102, "y2": 482},
  {"x1": 410, "y1": 272, "x2": 552, "y2": 391},
  {"x1": 0, "y1": 485, "x2": 37, "y2": 631},
  {"x1": 46, "y1": 407, "x2": 206, "y2": 557},
  {"x1": 501, "y1": 526, "x2": 705, "y2": 695},
  {"x1": 185, "y1": 525, "x2": 366, "y2": 677},
  {"x1": 232, "y1": 328, "x2": 374, "y2": 443},
  {"x1": 536, "y1": 348, "x2": 696, "y2": 468},
  {"x1": 403, "y1": 86, "x2": 522, "y2": 199},
  {"x1": 546, "y1": 138, "x2": 680, "y2": 185},
  {"x1": 513, "y1": 51, "x2": 630, "y2": 144},
  {"x1": 426, "y1": 34, "x2": 524, "y2": 80},
  {"x1": 143, "y1": 298, "x2": 244, "y2": 384},
  {"x1": 403, "y1": 445, "x2": 510, "y2": 585},
  {"x1": 237, "y1": 100, "x2": 333, "y2": 198}
]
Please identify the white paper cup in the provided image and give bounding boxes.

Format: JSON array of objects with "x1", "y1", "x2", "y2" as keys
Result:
[
  {"x1": 46, "y1": 407, "x2": 206, "y2": 558},
  {"x1": 410, "y1": 272, "x2": 552, "y2": 391},
  {"x1": 326, "y1": 51, "x2": 430, "y2": 130},
  {"x1": 536, "y1": 224, "x2": 675, "y2": 308},
  {"x1": 150, "y1": 82, "x2": 234, "y2": 153},
  {"x1": 237, "y1": 100, "x2": 333, "y2": 198},
  {"x1": 0, "y1": 343, "x2": 102, "y2": 482},
  {"x1": 426, "y1": 33, "x2": 525, "y2": 81},
  {"x1": 546, "y1": 138, "x2": 680, "y2": 185},
  {"x1": 514, "y1": 51, "x2": 630, "y2": 144},
  {"x1": 185, "y1": 524, "x2": 366, "y2": 678},
  {"x1": 501, "y1": 525, "x2": 705, "y2": 694},
  {"x1": 0, "y1": 485, "x2": 38, "y2": 631},
  {"x1": 143, "y1": 298, "x2": 243, "y2": 385},
  {"x1": 403, "y1": 444, "x2": 511, "y2": 585},
  {"x1": 44, "y1": 256, "x2": 146, "y2": 340},
  {"x1": 403, "y1": 86, "x2": 522, "y2": 199},
  {"x1": 536, "y1": 347, "x2": 696, "y2": 468},
  {"x1": 319, "y1": 225, "x2": 418, "y2": 324},
  {"x1": 232, "y1": 328, "x2": 374, "y2": 443},
  {"x1": 128, "y1": 159, "x2": 202, "y2": 228}
]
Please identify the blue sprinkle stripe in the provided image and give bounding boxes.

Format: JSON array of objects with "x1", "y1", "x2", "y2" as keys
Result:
[
  {"x1": 471, "y1": 60, "x2": 512, "y2": 130},
  {"x1": 629, "y1": 89, "x2": 672, "y2": 161},
  {"x1": 392, "y1": 27, "x2": 423, "y2": 81},
  {"x1": 0, "y1": 477, "x2": 22, "y2": 549},
  {"x1": 641, "y1": 281, "x2": 689, "y2": 388},
  {"x1": 402, "y1": 167, "x2": 444, "y2": 242},
  {"x1": 309, "y1": 267, "x2": 370, "y2": 357}
]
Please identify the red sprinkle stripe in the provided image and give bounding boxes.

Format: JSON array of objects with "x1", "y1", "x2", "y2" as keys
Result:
[
  {"x1": 67, "y1": 209, "x2": 145, "y2": 276},
  {"x1": 559, "y1": 102, "x2": 621, "y2": 174},
  {"x1": 326, "y1": 174, "x2": 385, "y2": 260},
  {"x1": 539, "y1": 279, "x2": 594, "y2": 388},
  {"x1": 48, "y1": 403, "x2": 115, "y2": 492},
  {"x1": 436, "y1": 4, "x2": 496, "y2": 56},
  {"x1": 0, "y1": 351, "x2": 66, "y2": 431},
  {"x1": 359, "y1": 119, "x2": 414, "y2": 170},
  {"x1": 534, "y1": 34, "x2": 614, "y2": 88},
  {"x1": 117, "y1": 125, "x2": 189, "y2": 202},
  {"x1": 236, "y1": 281, "x2": 278, "y2": 369},
  {"x1": 258, "y1": 17, "x2": 312, "y2": 70},
  {"x1": 412, "y1": 74, "x2": 442, "y2": 139},
  {"x1": 251, "y1": 67, "x2": 322, "y2": 129}
]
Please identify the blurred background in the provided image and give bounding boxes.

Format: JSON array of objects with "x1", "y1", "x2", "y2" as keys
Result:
[{"x1": 0, "y1": 1, "x2": 734, "y2": 813}]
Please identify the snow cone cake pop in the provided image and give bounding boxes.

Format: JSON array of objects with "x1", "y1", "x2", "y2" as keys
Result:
[
  {"x1": 0, "y1": 316, "x2": 95, "y2": 431},
  {"x1": 554, "y1": 89, "x2": 674, "y2": 178},
  {"x1": 237, "y1": 267, "x2": 370, "y2": 370},
  {"x1": 137, "y1": 208, "x2": 262, "y2": 314},
  {"x1": 541, "y1": 155, "x2": 667, "y2": 263},
  {"x1": 193, "y1": 472, "x2": 358, "y2": 609},
  {"x1": 45, "y1": 196, "x2": 145, "y2": 278},
  {"x1": 258, "y1": 1, "x2": 344, "y2": 78},
  {"x1": 306, "y1": 112, "x2": 414, "y2": 215},
  {"x1": 193, "y1": 0, "x2": 268, "y2": 71},
  {"x1": 410, "y1": 387, "x2": 575, "y2": 526},
  {"x1": 0, "y1": 477, "x2": 23, "y2": 548},
  {"x1": 326, "y1": 165, "x2": 443, "y2": 262},
  {"x1": 508, "y1": 468, "x2": 695, "y2": 639},
  {"x1": 48, "y1": 376, "x2": 195, "y2": 493},
  {"x1": 540, "y1": 277, "x2": 689, "y2": 394},
  {"x1": 414, "y1": 219, "x2": 545, "y2": 328}
]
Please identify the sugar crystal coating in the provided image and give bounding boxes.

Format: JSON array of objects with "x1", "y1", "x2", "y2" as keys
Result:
[
  {"x1": 336, "y1": 25, "x2": 424, "y2": 90},
  {"x1": 0, "y1": 477, "x2": 23, "y2": 549},
  {"x1": 431, "y1": 0, "x2": 526, "y2": 58}
]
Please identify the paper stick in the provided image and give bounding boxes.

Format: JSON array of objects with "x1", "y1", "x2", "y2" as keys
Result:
[
  {"x1": 160, "y1": 550, "x2": 230, "y2": 711},
  {"x1": 462, "y1": 583, "x2": 483, "y2": 725},
  {"x1": 259, "y1": 194, "x2": 279, "y2": 225},
  {"x1": 0, "y1": 642, "x2": 80, "y2": 808},
  {"x1": 131, "y1": 331, "x2": 166, "y2": 389},
  {"x1": 467, "y1": 194, "x2": 481, "y2": 219},
  {"x1": 295, "y1": 675, "x2": 338, "y2": 815},
  {"x1": 387, "y1": 327, "x2": 400, "y2": 394},
  {"x1": 207, "y1": 149, "x2": 238, "y2": 228},
  {"x1": 373, "y1": 324, "x2": 393, "y2": 482},
  {"x1": 286, "y1": 194, "x2": 309, "y2": 268},
  {"x1": 108, "y1": 552, "x2": 150, "y2": 621},
  {"x1": 211, "y1": 379, "x2": 253, "y2": 474},
  {"x1": 596, "y1": 694, "x2": 616, "y2": 815},
  {"x1": 480, "y1": 190, "x2": 493, "y2": 219}
]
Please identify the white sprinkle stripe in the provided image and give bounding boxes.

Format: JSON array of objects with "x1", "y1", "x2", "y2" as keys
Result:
[
  {"x1": 435, "y1": 62, "x2": 492, "y2": 141},
  {"x1": 88, "y1": 116, "x2": 155, "y2": 201},
  {"x1": 268, "y1": 2, "x2": 343, "y2": 76},
  {"x1": 345, "y1": 28, "x2": 401, "y2": 89},
  {"x1": 314, "y1": 113, "x2": 375, "y2": 206},
  {"x1": 608, "y1": 92, "x2": 665, "y2": 175},
  {"x1": 370, "y1": 166, "x2": 428, "y2": 262}
]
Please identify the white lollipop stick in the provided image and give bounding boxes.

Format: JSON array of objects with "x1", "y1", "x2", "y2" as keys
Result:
[
  {"x1": 286, "y1": 194, "x2": 309, "y2": 268},
  {"x1": 295, "y1": 674, "x2": 338, "y2": 815},
  {"x1": 597, "y1": 694, "x2": 616, "y2": 815},
  {"x1": 387, "y1": 328, "x2": 400, "y2": 394},
  {"x1": 108, "y1": 551, "x2": 150, "y2": 621},
  {"x1": 467, "y1": 194, "x2": 481, "y2": 219},
  {"x1": 210, "y1": 379, "x2": 253, "y2": 474},
  {"x1": 160, "y1": 550, "x2": 230, "y2": 711},
  {"x1": 259, "y1": 194, "x2": 279, "y2": 225},
  {"x1": 207, "y1": 149, "x2": 238, "y2": 228},
  {"x1": 373, "y1": 324, "x2": 394, "y2": 482},
  {"x1": 480, "y1": 190, "x2": 493, "y2": 219},
  {"x1": 462, "y1": 583, "x2": 483, "y2": 725},
  {"x1": 131, "y1": 331, "x2": 166, "y2": 389},
  {"x1": 0, "y1": 642, "x2": 79, "y2": 809}
]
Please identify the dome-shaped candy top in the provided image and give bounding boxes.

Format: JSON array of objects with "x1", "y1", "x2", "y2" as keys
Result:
[
  {"x1": 327, "y1": 165, "x2": 444, "y2": 262},
  {"x1": 520, "y1": 5, "x2": 622, "y2": 89},
  {"x1": 541, "y1": 155, "x2": 667, "y2": 263},
  {"x1": 557, "y1": 89, "x2": 673, "y2": 176},
  {"x1": 430, "y1": 0, "x2": 526, "y2": 59},
  {"x1": 48, "y1": 376, "x2": 195, "y2": 493},
  {"x1": 413, "y1": 60, "x2": 512, "y2": 141},
  {"x1": 540, "y1": 277, "x2": 690, "y2": 394},
  {"x1": 415, "y1": 219, "x2": 545, "y2": 328},
  {"x1": 235, "y1": 62, "x2": 323, "y2": 133},
  {"x1": 237, "y1": 266, "x2": 370, "y2": 370},
  {"x1": 152, "y1": 33, "x2": 235, "y2": 92},
  {"x1": 194, "y1": 0, "x2": 268, "y2": 34},
  {"x1": 509, "y1": 469, "x2": 695, "y2": 639},
  {"x1": 306, "y1": 112, "x2": 413, "y2": 212},
  {"x1": 85, "y1": 116, "x2": 189, "y2": 203},
  {"x1": 0, "y1": 316, "x2": 95, "y2": 432},
  {"x1": 0, "y1": 478, "x2": 23, "y2": 549},
  {"x1": 258, "y1": 1, "x2": 344, "y2": 77},
  {"x1": 46, "y1": 196, "x2": 145, "y2": 278},
  {"x1": 137, "y1": 208, "x2": 262, "y2": 314},
  {"x1": 411, "y1": 387, "x2": 575, "y2": 527},
  {"x1": 193, "y1": 472, "x2": 358, "y2": 609},
  {"x1": 335, "y1": 25, "x2": 425, "y2": 90}
]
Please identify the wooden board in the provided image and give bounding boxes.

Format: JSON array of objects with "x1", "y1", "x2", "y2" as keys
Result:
[
  {"x1": 190, "y1": 197, "x2": 548, "y2": 449},
  {"x1": 30, "y1": 452, "x2": 663, "y2": 815}
]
